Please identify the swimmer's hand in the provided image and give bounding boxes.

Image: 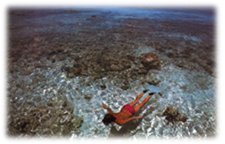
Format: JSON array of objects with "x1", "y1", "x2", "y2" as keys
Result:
[
  {"x1": 102, "y1": 103, "x2": 108, "y2": 109},
  {"x1": 102, "y1": 103, "x2": 114, "y2": 114}
]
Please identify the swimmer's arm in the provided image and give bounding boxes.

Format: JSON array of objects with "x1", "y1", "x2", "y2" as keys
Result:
[
  {"x1": 102, "y1": 103, "x2": 114, "y2": 114},
  {"x1": 119, "y1": 116, "x2": 143, "y2": 125}
]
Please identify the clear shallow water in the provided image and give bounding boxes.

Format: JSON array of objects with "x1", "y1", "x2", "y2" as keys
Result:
[
  {"x1": 9, "y1": 46, "x2": 215, "y2": 138},
  {"x1": 8, "y1": 8, "x2": 215, "y2": 138}
]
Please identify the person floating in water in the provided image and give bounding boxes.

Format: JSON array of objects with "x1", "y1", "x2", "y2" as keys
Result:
[{"x1": 102, "y1": 90, "x2": 155, "y2": 125}]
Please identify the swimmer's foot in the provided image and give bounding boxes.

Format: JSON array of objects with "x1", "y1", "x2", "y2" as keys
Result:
[
  {"x1": 148, "y1": 92, "x2": 155, "y2": 96},
  {"x1": 143, "y1": 89, "x2": 149, "y2": 93}
]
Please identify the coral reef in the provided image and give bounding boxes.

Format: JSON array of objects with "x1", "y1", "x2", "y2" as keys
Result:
[
  {"x1": 8, "y1": 8, "x2": 215, "y2": 138},
  {"x1": 8, "y1": 95, "x2": 83, "y2": 136},
  {"x1": 162, "y1": 106, "x2": 187, "y2": 123}
]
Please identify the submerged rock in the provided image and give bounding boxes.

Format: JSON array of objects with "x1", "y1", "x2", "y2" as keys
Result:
[
  {"x1": 147, "y1": 79, "x2": 160, "y2": 86},
  {"x1": 100, "y1": 84, "x2": 107, "y2": 90},
  {"x1": 110, "y1": 63, "x2": 122, "y2": 71},
  {"x1": 162, "y1": 106, "x2": 187, "y2": 123},
  {"x1": 121, "y1": 83, "x2": 129, "y2": 90},
  {"x1": 63, "y1": 66, "x2": 83, "y2": 78},
  {"x1": 140, "y1": 53, "x2": 161, "y2": 70},
  {"x1": 84, "y1": 94, "x2": 92, "y2": 101}
]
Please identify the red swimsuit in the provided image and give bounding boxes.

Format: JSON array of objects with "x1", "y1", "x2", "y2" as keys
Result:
[{"x1": 123, "y1": 104, "x2": 136, "y2": 115}]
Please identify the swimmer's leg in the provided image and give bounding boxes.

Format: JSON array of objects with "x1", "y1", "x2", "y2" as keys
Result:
[
  {"x1": 129, "y1": 92, "x2": 145, "y2": 107},
  {"x1": 134, "y1": 95, "x2": 152, "y2": 112}
]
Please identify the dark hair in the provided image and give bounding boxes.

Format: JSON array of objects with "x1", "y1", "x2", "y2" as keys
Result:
[{"x1": 102, "y1": 113, "x2": 116, "y2": 125}]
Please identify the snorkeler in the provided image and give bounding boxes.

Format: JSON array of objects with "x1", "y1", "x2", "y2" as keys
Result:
[{"x1": 102, "y1": 90, "x2": 155, "y2": 125}]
